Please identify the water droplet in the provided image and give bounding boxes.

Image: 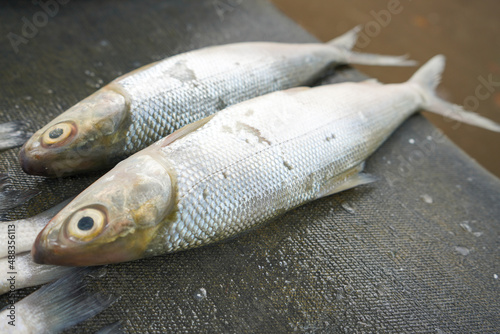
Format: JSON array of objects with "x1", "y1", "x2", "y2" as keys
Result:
[
  {"x1": 460, "y1": 223, "x2": 472, "y2": 233},
  {"x1": 194, "y1": 288, "x2": 207, "y2": 301},
  {"x1": 455, "y1": 246, "x2": 470, "y2": 256},
  {"x1": 426, "y1": 135, "x2": 433, "y2": 141},
  {"x1": 341, "y1": 202, "x2": 355, "y2": 214},
  {"x1": 473, "y1": 232, "x2": 483, "y2": 237},
  {"x1": 408, "y1": 138, "x2": 415, "y2": 144},
  {"x1": 420, "y1": 194, "x2": 433, "y2": 204},
  {"x1": 494, "y1": 274, "x2": 498, "y2": 280}
]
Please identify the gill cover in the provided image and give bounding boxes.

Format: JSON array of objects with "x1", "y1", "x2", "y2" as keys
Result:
[{"x1": 32, "y1": 151, "x2": 175, "y2": 266}]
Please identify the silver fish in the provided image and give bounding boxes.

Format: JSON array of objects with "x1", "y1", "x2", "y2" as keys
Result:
[
  {"x1": 19, "y1": 26, "x2": 415, "y2": 177},
  {"x1": 32, "y1": 55, "x2": 500, "y2": 266}
]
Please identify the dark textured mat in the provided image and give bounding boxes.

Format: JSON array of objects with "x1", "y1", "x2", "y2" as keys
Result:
[{"x1": 1, "y1": 0, "x2": 499, "y2": 333}]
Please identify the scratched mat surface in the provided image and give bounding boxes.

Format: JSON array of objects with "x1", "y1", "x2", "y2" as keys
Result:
[{"x1": 0, "y1": 0, "x2": 499, "y2": 333}]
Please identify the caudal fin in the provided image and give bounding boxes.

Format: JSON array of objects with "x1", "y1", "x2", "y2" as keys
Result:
[
  {"x1": 0, "y1": 120, "x2": 33, "y2": 151},
  {"x1": 327, "y1": 26, "x2": 417, "y2": 67},
  {"x1": 410, "y1": 55, "x2": 500, "y2": 132}
]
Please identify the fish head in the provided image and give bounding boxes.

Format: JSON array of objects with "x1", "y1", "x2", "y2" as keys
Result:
[
  {"x1": 19, "y1": 88, "x2": 130, "y2": 177},
  {"x1": 32, "y1": 152, "x2": 175, "y2": 266}
]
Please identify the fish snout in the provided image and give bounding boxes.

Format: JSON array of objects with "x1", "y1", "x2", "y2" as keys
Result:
[
  {"x1": 31, "y1": 225, "x2": 151, "y2": 266},
  {"x1": 31, "y1": 232, "x2": 56, "y2": 265},
  {"x1": 19, "y1": 144, "x2": 51, "y2": 176},
  {"x1": 31, "y1": 233, "x2": 99, "y2": 267},
  {"x1": 19, "y1": 142, "x2": 100, "y2": 177}
]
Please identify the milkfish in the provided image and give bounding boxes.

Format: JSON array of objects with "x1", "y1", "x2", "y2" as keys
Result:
[
  {"x1": 19, "y1": 26, "x2": 416, "y2": 177},
  {"x1": 32, "y1": 55, "x2": 500, "y2": 266},
  {"x1": 0, "y1": 268, "x2": 115, "y2": 334}
]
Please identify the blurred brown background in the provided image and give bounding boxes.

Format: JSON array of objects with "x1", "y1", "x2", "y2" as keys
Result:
[{"x1": 271, "y1": 0, "x2": 500, "y2": 177}]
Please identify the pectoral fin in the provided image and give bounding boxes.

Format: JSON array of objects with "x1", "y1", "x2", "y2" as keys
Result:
[{"x1": 316, "y1": 163, "x2": 376, "y2": 199}]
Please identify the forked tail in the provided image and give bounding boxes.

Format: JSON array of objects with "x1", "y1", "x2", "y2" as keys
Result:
[
  {"x1": 328, "y1": 26, "x2": 417, "y2": 66},
  {"x1": 409, "y1": 55, "x2": 500, "y2": 132}
]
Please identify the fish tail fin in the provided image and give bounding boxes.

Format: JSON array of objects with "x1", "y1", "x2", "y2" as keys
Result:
[
  {"x1": 15, "y1": 268, "x2": 116, "y2": 333},
  {"x1": 409, "y1": 55, "x2": 500, "y2": 132},
  {"x1": 0, "y1": 120, "x2": 33, "y2": 150},
  {"x1": 327, "y1": 26, "x2": 417, "y2": 67}
]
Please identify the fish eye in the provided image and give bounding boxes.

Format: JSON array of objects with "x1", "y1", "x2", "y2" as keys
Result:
[
  {"x1": 66, "y1": 207, "x2": 106, "y2": 242},
  {"x1": 42, "y1": 122, "x2": 75, "y2": 147},
  {"x1": 77, "y1": 216, "x2": 95, "y2": 230}
]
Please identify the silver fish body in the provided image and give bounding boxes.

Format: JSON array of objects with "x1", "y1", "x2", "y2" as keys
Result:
[
  {"x1": 19, "y1": 27, "x2": 414, "y2": 177},
  {"x1": 32, "y1": 55, "x2": 500, "y2": 266}
]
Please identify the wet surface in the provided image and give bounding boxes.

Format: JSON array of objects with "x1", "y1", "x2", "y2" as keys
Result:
[
  {"x1": 272, "y1": 0, "x2": 500, "y2": 177},
  {"x1": 0, "y1": 0, "x2": 499, "y2": 333}
]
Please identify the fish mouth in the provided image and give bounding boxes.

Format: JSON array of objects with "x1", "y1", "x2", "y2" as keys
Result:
[
  {"x1": 32, "y1": 237, "x2": 139, "y2": 267},
  {"x1": 32, "y1": 226, "x2": 152, "y2": 266},
  {"x1": 19, "y1": 144, "x2": 109, "y2": 177},
  {"x1": 19, "y1": 145, "x2": 52, "y2": 176}
]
